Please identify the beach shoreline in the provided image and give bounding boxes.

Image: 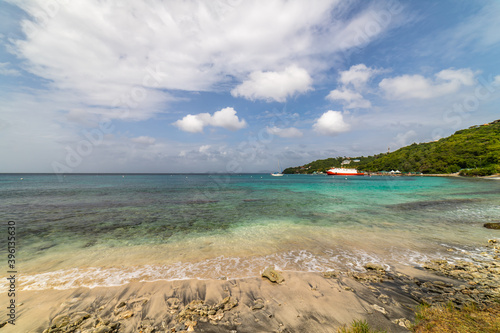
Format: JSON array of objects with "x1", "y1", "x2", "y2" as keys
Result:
[
  {"x1": 0, "y1": 269, "x2": 420, "y2": 333},
  {"x1": 2, "y1": 245, "x2": 499, "y2": 333}
]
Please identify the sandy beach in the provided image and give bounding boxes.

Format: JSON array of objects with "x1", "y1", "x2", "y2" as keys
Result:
[
  {"x1": 1, "y1": 268, "x2": 419, "y2": 333},
  {"x1": 3, "y1": 247, "x2": 499, "y2": 333}
]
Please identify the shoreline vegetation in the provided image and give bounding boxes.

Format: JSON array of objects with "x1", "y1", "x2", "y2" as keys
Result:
[
  {"x1": 1, "y1": 241, "x2": 498, "y2": 332},
  {"x1": 283, "y1": 119, "x2": 500, "y2": 177}
]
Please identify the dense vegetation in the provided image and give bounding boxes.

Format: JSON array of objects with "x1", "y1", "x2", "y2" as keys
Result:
[{"x1": 283, "y1": 120, "x2": 500, "y2": 176}]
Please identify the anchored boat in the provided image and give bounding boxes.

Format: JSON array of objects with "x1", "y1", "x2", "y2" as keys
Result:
[
  {"x1": 326, "y1": 167, "x2": 364, "y2": 176},
  {"x1": 271, "y1": 160, "x2": 284, "y2": 176}
]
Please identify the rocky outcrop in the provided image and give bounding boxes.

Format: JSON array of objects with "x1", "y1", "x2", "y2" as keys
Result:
[
  {"x1": 328, "y1": 243, "x2": 500, "y2": 311},
  {"x1": 484, "y1": 222, "x2": 500, "y2": 229},
  {"x1": 420, "y1": 258, "x2": 500, "y2": 306},
  {"x1": 261, "y1": 266, "x2": 285, "y2": 284},
  {"x1": 43, "y1": 294, "x2": 240, "y2": 333},
  {"x1": 43, "y1": 311, "x2": 119, "y2": 333},
  {"x1": 364, "y1": 263, "x2": 386, "y2": 272}
]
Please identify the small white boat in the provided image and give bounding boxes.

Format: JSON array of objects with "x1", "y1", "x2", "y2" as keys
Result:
[{"x1": 271, "y1": 160, "x2": 284, "y2": 176}]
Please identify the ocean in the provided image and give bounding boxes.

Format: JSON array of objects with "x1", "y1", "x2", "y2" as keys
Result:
[{"x1": 1, "y1": 174, "x2": 499, "y2": 290}]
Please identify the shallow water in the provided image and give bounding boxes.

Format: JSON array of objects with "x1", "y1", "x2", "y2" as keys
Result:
[{"x1": 1, "y1": 174, "x2": 499, "y2": 290}]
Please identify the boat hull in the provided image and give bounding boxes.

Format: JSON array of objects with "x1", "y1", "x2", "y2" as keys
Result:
[
  {"x1": 326, "y1": 168, "x2": 365, "y2": 176},
  {"x1": 326, "y1": 171, "x2": 365, "y2": 176}
]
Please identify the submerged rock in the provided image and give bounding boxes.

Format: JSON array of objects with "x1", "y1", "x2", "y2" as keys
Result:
[
  {"x1": 262, "y1": 266, "x2": 285, "y2": 284},
  {"x1": 484, "y1": 222, "x2": 500, "y2": 229}
]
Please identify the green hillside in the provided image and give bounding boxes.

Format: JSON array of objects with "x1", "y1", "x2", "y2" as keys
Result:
[{"x1": 283, "y1": 120, "x2": 500, "y2": 176}]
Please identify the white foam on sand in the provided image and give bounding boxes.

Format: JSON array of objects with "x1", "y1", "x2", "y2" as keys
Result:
[{"x1": 7, "y1": 247, "x2": 456, "y2": 291}]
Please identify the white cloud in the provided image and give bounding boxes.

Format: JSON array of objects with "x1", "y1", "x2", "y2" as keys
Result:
[
  {"x1": 494, "y1": 75, "x2": 500, "y2": 86},
  {"x1": 131, "y1": 136, "x2": 156, "y2": 145},
  {"x1": 339, "y1": 64, "x2": 379, "y2": 89},
  {"x1": 173, "y1": 114, "x2": 206, "y2": 133},
  {"x1": 334, "y1": 2, "x2": 410, "y2": 56},
  {"x1": 435, "y1": 69, "x2": 475, "y2": 86},
  {"x1": 0, "y1": 62, "x2": 20, "y2": 76},
  {"x1": 210, "y1": 107, "x2": 248, "y2": 131},
  {"x1": 7, "y1": 0, "x2": 347, "y2": 118},
  {"x1": 425, "y1": 2, "x2": 500, "y2": 58},
  {"x1": 231, "y1": 65, "x2": 313, "y2": 102},
  {"x1": 4, "y1": 0, "x2": 407, "y2": 123},
  {"x1": 326, "y1": 88, "x2": 371, "y2": 109},
  {"x1": 392, "y1": 130, "x2": 417, "y2": 148},
  {"x1": 174, "y1": 107, "x2": 247, "y2": 133},
  {"x1": 65, "y1": 108, "x2": 100, "y2": 126},
  {"x1": 326, "y1": 64, "x2": 379, "y2": 109},
  {"x1": 313, "y1": 111, "x2": 350, "y2": 136},
  {"x1": 266, "y1": 126, "x2": 303, "y2": 138},
  {"x1": 199, "y1": 145, "x2": 211, "y2": 154},
  {"x1": 379, "y1": 68, "x2": 476, "y2": 100}
]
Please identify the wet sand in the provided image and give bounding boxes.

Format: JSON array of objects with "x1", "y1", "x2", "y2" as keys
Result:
[
  {"x1": 2, "y1": 241, "x2": 498, "y2": 333},
  {"x1": 0, "y1": 267, "x2": 442, "y2": 333}
]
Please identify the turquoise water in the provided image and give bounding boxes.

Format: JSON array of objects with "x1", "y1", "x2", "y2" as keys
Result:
[{"x1": 1, "y1": 174, "x2": 499, "y2": 290}]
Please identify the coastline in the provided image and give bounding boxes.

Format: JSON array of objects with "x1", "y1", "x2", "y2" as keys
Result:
[
  {"x1": 2, "y1": 241, "x2": 499, "y2": 333},
  {"x1": 1, "y1": 269, "x2": 421, "y2": 333},
  {"x1": 366, "y1": 173, "x2": 500, "y2": 178}
]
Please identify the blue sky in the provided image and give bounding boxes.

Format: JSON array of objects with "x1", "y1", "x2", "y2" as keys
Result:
[{"x1": 1, "y1": 0, "x2": 499, "y2": 173}]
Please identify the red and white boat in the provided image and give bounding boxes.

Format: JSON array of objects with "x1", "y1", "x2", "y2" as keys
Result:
[{"x1": 326, "y1": 167, "x2": 365, "y2": 176}]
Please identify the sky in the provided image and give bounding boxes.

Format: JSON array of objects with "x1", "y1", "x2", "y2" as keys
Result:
[{"x1": 1, "y1": 0, "x2": 499, "y2": 174}]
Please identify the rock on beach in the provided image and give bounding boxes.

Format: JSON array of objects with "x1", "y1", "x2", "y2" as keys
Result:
[
  {"x1": 484, "y1": 222, "x2": 500, "y2": 229},
  {"x1": 261, "y1": 266, "x2": 285, "y2": 284}
]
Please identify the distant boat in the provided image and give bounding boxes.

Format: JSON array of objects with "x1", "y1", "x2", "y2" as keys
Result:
[
  {"x1": 271, "y1": 160, "x2": 284, "y2": 177},
  {"x1": 326, "y1": 167, "x2": 364, "y2": 176}
]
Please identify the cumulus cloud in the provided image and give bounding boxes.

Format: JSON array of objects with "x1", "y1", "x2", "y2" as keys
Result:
[
  {"x1": 5, "y1": 1, "x2": 407, "y2": 123},
  {"x1": 131, "y1": 136, "x2": 156, "y2": 145},
  {"x1": 339, "y1": 64, "x2": 380, "y2": 89},
  {"x1": 326, "y1": 64, "x2": 379, "y2": 109},
  {"x1": 266, "y1": 126, "x2": 303, "y2": 138},
  {"x1": 173, "y1": 115, "x2": 206, "y2": 133},
  {"x1": 312, "y1": 111, "x2": 350, "y2": 136},
  {"x1": 231, "y1": 65, "x2": 313, "y2": 102},
  {"x1": 326, "y1": 88, "x2": 371, "y2": 109},
  {"x1": 210, "y1": 108, "x2": 248, "y2": 130},
  {"x1": 7, "y1": 0, "x2": 347, "y2": 118},
  {"x1": 379, "y1": 68, "x2": 476, "y2": 99},
  {"x1": 173, "y1": 107, "x2": 247, "y2": 133}
]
